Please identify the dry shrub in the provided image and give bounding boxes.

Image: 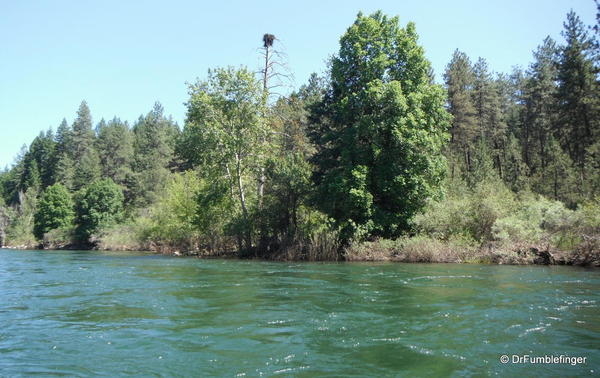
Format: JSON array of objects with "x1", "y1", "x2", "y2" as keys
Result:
[{"x1": 393, "y1": 236, "x2": 478, "y2": 263}]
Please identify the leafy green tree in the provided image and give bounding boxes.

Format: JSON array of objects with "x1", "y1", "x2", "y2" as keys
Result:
[
  {"x1": 181, "y1": 67, "x2": 267, "y2": 250},
  {"x1": 311, "y1": 12, "x2": 451, "y2": 240},
  {"x1": 260, "y1": 153, "x2": 312, "y2": 242},
  {"x1": 33, "y1": 184, "x2": 74, "y2": 239},
  {"x1": 252, "y1": 81, "x2": 325, "y2": 246},
  {"x1": 75, "y1": 178, "x2": 124, "y2": 241}
]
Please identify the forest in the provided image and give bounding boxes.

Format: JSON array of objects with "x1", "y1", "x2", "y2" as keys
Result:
[{"x1": 0, "y1": 8, "x2": 598, "y2": 265}]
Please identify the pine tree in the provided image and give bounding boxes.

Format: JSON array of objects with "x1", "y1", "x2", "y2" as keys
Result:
[
  {"x1": 71, "y1": 101, "x2": 101, "y2": 190},
  {"x1": 96, "y1": 117, "x2": 134, "y2": 187},
  {"x1": 27, "y1": 130, "x2": 56, "y2": 189},
  {"x1": 53, "y1": 119, "x2": 75, "y2": 190},
  {"x1": 472, "y1": 57, "x2": 507, "y2": 177},
  {"x1": 131, "y1": 102, "x2": 179, "y2": 205},
  {"x1": 522, "y1": 37, "x2": 560, "y2": 176},
  {"x1": 444, "y1": 50, "x2": 478, "y2": 176},
  {"x1": 556, "y1": 11, "x2": 599, "y2": 178}
]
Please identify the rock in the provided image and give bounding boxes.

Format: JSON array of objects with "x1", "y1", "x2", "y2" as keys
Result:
[{"x1": 531, "y1": 247, "x2": 555, "y2": 265}]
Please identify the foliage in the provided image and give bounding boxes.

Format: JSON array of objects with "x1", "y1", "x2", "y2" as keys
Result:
[
  {"x1": 312, "y1": 11, "x2": 451, "y2": 241},
  {"x1": 145, "y1": 171, "x2": 203, "y2": 251},
  {"x1": 491, "y1": 193, "x2": 574, "y2": 243},
  {"x1": 33, "y1": 184, "x2": 74, "y2": 239},
  {"x1": 414, "y1": 178, "x2": 516, "y2": 242},
  {"x1": 96, "y1": 117, "x2": 134, "y2": 187},
  {"x1": 5, "y1": 189, "x2": 38, "y2": 247},
  {"x1": 72, "y1": 101, "x2": 101, "y2": 191},
  {"x1": 75, "y1": 178, "x2": 124, "y2": 242},
  {"x1": 0, "y1": 9, "x2": 598, "y2": 262},
  {"x1": 131, "y1": 102, "x2": 179, "y2": 206},
  {"x1": 180, "y1": 66, "x2": 267, "y2": 250}
]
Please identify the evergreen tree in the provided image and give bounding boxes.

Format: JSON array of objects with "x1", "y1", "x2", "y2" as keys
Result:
[
  {"x1": 131, "y1": 102, "x2": 179, "y2": 205},
  {"x1": 27, "y1": 130, "x2": 56, "y2": 189},
  {"x1": 522, "y1": 37, "x2": 560, "y2": 183},
  {"x1": 96, "y1": 117, "x2": 133, "y2": 187},
  {"x1": 472, "y1": 57, "x2": 507, "y2": 177},
  {"x1": 71, "y1": 101, "x2": 101, "y2": 190},
  {"x1": 444, "y1": 50, "x2": 478, "y2": 176},
  {"x1": 556, "y1": 11, "x2": 599, "y2": 177},
  {"x1": 53, "y1": 119, "x2": 75, "y2": 190},
  {"x1": 22, "y1": 157, "x2": 41, "y2": 193}
]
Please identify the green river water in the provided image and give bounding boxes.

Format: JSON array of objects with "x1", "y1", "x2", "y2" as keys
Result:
[{"x1": 0, "y1": 249, "x2": 598, "y2": 377}]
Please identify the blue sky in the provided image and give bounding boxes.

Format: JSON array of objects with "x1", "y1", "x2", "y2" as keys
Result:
[{"x1": 0, "y1": 0, "x2": 596, "y2": 168}]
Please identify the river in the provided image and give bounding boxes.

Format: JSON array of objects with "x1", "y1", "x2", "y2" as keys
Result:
[{"x1": 0, "y1": 249, "x2": 598, "y2": 376}]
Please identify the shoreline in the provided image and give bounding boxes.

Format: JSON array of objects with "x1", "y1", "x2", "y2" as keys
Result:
[{"x1": 3, "y1": 240, "x2": 598, "y2": 267}]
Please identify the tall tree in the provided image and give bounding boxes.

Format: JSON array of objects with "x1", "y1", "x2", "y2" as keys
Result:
[
  {"x1": 181, "y1": 67, "x2": 267, "y2": 250},
  {"x1": 472, "y1": 57, "x2": 507, "y2": 177},
  {"x1": 131, "y1": 102, "x2": 179, "y2": 205},
  {"x1": 27, "y1": 130, "x2": 56, "y2": 189},
  {"x1": 312, "y1": 12, "x2": 451, "y2": 240},
  {"x1": 522, "y1": 37, "x2": 560, "y2": 180},
  {"x1": 53, "y1": 118, "x2": 75, "y2": 190},
  {"x1": 71, "y1": 101, "x2": 101, "y2": 190},
  {"x1": 444, "y1": 50, "x2": 478, "y2": 176},
  {"x1": 556, "y1": 11, "x2": 599, "y2": 178},
  {"x1": 96, "y1": 117, "x2": 134, "y2": 187}
]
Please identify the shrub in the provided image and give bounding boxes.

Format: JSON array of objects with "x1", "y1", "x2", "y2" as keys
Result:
[
  {"x1": 42, "y1": 226, "x2": 75, "y2": 249},
  {"x1": 145, "y1": 171, "x2": 204, "y2": 252},
  {"x1": 5, "y1": 189, "x2": 37, "y2": 247},
  {"x1": 492, "y1": 193, "x2": 574, "y2": 244},
  {"x1": 414, "y1": 179, "x2": 515, "y2": 242}
]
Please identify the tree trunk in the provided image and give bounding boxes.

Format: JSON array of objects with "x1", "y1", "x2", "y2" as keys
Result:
[
  {"x1": 235, "y1": 153, "x2": 251, "y2": 250},
  {"x1": 257, "y1": 42, "x2": 271, "y2": 210}
]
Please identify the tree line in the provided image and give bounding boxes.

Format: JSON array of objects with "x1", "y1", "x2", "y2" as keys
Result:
[{"x1": 0, "y1": 7, "x2": 598, "y2": 259}]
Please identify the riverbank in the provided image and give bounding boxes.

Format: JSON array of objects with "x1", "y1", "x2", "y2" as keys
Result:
[
  {"x1": 345, "y1": 237, "x2": 600, "y2": 267},
  {"x1": 5, "y1": 234, "x2": 599, "y2": 267}
]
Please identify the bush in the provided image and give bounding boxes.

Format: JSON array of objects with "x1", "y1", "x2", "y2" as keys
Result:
[
  {"x1": 145, "y1": 171, "x2": 204, "y2": 253},
  {"x1": 95, "y1": 219, "x2": 149, "y2": 251},
  {"x1": 42, "y1": 226, "x2": 75, "y2": 249},
  {"x1": 414, "y1": 178, "x2": 515, "y2": 242},
  {"x1": 345, "y1": 235, "x2": 478, "y2": 263},
  {"x1": 492, "y1": 193, "x2": 574, "y2": 244},
  {"x1": 5, "y1": 189, "x2": 37, "y2": 247}
]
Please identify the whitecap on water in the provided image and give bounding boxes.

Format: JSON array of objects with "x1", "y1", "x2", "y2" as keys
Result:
[
  {"x1": 406, "y1": 275, "x2": 474, "y2": 281},
  {"x1": 519, "y1": 326, "x2": 546, "y2": 337}
]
